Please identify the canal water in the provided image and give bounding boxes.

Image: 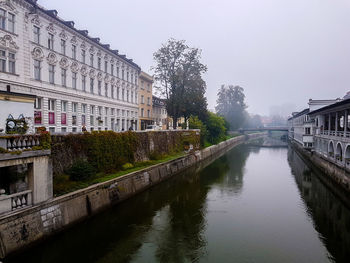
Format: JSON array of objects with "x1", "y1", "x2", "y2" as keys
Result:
[{"x1": 7, "y1": 143, "x2": 350, "y2": 263}]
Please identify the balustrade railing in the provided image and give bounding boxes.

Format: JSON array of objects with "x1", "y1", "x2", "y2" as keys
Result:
[
  {"x1": 0, "y1": 134, "x2": 41, "y2": 152},
  {"x1": 11, "y1": 190, "x2": 32, "y2": 210},
  {"x1": 0, "y1": 190, "x2": 32, "y2": 214}
]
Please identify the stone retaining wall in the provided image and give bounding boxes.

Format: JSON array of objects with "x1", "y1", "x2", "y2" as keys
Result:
[
  {"x1": 291, "y1": 141, "x2": 350, "y2": 194},
  {"x1": 0, "y1": 132, "x2": 265, "y2": 258}
]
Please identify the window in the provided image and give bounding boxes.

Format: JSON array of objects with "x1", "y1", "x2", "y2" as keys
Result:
[
  {"x1": 34, "y1": 98, "x2": 42, "y2": 109},
  {"x1": 7, "y1": 52, "x2": 14, "y2": 73},
  {"x1": 8, "y1": 13, "x2": 15, "y2": 33},
  {"x1": 61, "y1": 101, "x2": 67, "y2": 125},
  {"x1": 49, "y1": 65, "x2": 55, "y2": 84},
  {"x1": 111, "y1": 108, "x2": 115, "y2": 115},
  {"x1": 305, "y1": 127, "x2": 311, "y2": 135},
  {"x1": 34, "y1": 59, "x2": 41, "y2": 80},
  {"x1": 98, "y1": 80, "x2": 102, "y2": 95},
  {"x1": 72, "y1": 72, "x2": 77, "y2": 89},
  {"x1": 61, "y1": 39, "x2": 66, "y2": 55},
  {"x1": 48, "y1": 99, "x2": 55, "y2": 110},
  {"x1": 82, "y1": 75, "x2": 86, "y2": 91},
  {"x1": 33, "y1": 26, "x2": 40, "y2": 44},
  {"x1": 116, "y1": 67, "x2": 119, "y2": 78},
  {"x1": 141, "y1": 108, "x2": 144, "y2": 117},
  {"x1": 147, "y1": 97, "x2": 150, "y2": 105},
  {"x1": 90, "y1": 54, "x2": 94, "y2": 67},
  {"x1": 61, "y1": 68, "x2": 67, "y2": 86},
  {"x1": 48, "y1": 33, "x2": 54, "y2": 50},
  {"x1": 72, "y1": 102, "x2": 78, "y2": 113},
  {"x1": 141, "y1": 95, "x2": 144, "y2": 104},
  {"x1": 127, "y1": 90, "x2": 129, "y2": 102},
  {"x1": 81, "y1": 49, "x2": 86, "y2": 63},
  {"x1": 0, "y1": 9, "x2": 5, "y2": 30},
  {"x1": 97, "y1": 57, "x2": 101, "y2": 70},
  {"x1": 105, "y1": 107, "x2": 108, "y2": 115},
  {"x1": 0, "y1": 49, "x2": 5, "y2": 72},
  {"x1": 141, "y1": 81, "x2": 144, "y2": 89},
  {"x1": 127, "y1": 72, "x2": 129, "y2": 82},
  {"x1": 90, "y1": 105, "x2": 95, "y2": 115},
  {"x1": 122, "y1": 70, "x2": 124, "y2": 80},
  {"x1": 131, "y1": 91, "x2": 133, "y2": 103},
  {"x1": 122, "y1": 88, "x2": 125, "y2": 101},
  {"x1": 111, "y1": 85, "x2": 114, "y2": 98},
  {"x1": 90, "y1": 78, "x2": 94, "y2": 93},
  {"x1": 111, "y1": 64, "x2": 114, "y2": 75},
  {"x1": 48, "y1": 99, "x2": 55, "y2": 125},
  {"x1": 147, "y1": 109, "x2": 150, "y2": 118},
  {"x1": 105, "y1": 83, "x2": 108, "y2": 97},
  {"x1": 117, "y1": 87, "x2": 120, "y2": 100},
  {"x1": 147, "y1": 84, "x2": 150, "y2": 91},
  {"x1": 61, "y1": 101, "x2": 67, "y2": 112},
  {"x1": 72, "y1": 45, "x2": 76, "y2": 60},
  {"x1": 82, "y1": 104, "x2": 87, "y2": 114},
  {"x1": 104, "y1": 61, "x2": 108, "y2": 72},
  {"x1": 98, "y1": 106, "x2": 102, "y2": 115}
]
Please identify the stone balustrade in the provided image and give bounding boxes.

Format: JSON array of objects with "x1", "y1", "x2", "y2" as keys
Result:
[
  {"x1": 0, "y1": 134, "x2": 41, "y2": 152},
  {"x1": 0, "y1": 190, "x2": 32, "y2": 214}
]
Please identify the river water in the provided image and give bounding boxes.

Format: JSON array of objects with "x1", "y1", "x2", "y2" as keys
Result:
[{"x1": 7, "y1": 143, "x2": 350, "y2": 263}]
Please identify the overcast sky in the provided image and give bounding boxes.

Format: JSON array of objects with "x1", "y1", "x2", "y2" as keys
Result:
[{"x1": 39, "y1": 0, "x2": 350, "y2": 116}]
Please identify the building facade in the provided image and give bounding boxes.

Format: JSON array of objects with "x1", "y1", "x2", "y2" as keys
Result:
[
  {"x1": 152, "y1": 96, "x2": 167, "y2": 130},
  {"x1": 288, "y1": 99, "x2": 338, "y2": 149},
  {"x1": 309, "y1": 97, "x2": 350, "y2": 170},
  {"x1": 0, "y1": 0, "x2": 140, "y2": 133},
  {"x1": 138, "y1": 71, "x2": 153, "y2": 130}
]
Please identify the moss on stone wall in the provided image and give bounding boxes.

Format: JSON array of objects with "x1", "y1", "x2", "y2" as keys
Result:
[{"x1": 51, "y1": 130, "x2": 200, "y2": 177}]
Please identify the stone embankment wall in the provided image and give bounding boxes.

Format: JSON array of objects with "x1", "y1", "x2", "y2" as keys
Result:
[
  {"x1": 51, "y1": 130, "x2": 200, "y2": 176},
  {"x1": 291, "y1": 141, "x2": 350, "y2": 194},
  {"x1": 0, "y1": 132, "x2": 265, "y2": 258}
]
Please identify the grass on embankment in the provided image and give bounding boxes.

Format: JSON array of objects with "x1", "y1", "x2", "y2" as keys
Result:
[{"x1": 53, "y1": 152, "x2": 185, "y2": 197}]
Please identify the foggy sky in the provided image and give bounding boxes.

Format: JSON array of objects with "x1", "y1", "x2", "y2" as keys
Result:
[{"x1": 39, "y1": 0, "x2": 350, "y2": 116}]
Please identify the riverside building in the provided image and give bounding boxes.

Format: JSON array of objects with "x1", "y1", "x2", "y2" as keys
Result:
[
  {"x1": 288, "y1": 99, "x2": 338, "y2": 149},
  {"x1": 138, "y1": 71, "x2": 153, "y2": 130},
  {"x1": 0, "y1": 0, "x2": 140, "y2": 133}
]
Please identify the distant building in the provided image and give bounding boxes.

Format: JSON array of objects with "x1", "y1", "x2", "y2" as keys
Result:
[
  {"x1": 288, "y1": 99, "x2": 338, "y2": 149},
  {"x1": 152, "y1": 96, "x2": 167, "y2": 130},
  {"x1": 0, "y1": 0, "x2": 140, "y2": 133},
  {"x1": 138, "y1": 72, "x2": 153, "y2": 130}
]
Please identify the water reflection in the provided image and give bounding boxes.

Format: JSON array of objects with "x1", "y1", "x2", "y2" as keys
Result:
[
  {"x1": 7, "y1": 145, "x2": 350, "y2": 263},
  {"x1": 288, "y1": 148, "x2": 350, "y2": 263}
]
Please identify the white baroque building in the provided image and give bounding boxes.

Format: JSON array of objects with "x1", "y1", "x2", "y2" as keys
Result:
[{"x1": 0, "y1": 0, "x2": 140, "y2": 133}]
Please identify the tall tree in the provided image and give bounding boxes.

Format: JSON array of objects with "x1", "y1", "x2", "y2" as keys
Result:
[
  {"x1": 215, "y1": 85, "x2": 247, "y2": 130},
  {"x1": 153, "y1": 39, "x2": 207, "y2": 129}
]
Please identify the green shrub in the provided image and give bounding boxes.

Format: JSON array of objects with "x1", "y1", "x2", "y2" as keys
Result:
[
  {"x1": 189, "y1": 115, "x2": 207, "y2": 147},
  {"x1": 206, "y1": 112, "x2": 227, "y2": 144},
  {"x1": 68, "y1": 159, "x2": 96, "y2": 181},
  {"x1": 122, "y1": 163, "x2": 134, "y2": 170}
]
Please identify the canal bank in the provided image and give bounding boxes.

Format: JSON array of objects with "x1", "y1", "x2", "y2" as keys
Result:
[
  {"x1": 8, "y1": 140, "x2": 350, "y2": 263},
  {"x1": 0, "y1": 132, "x2": 266, "y2": 258},
  {"x1": 290, "y1": 141, "x2": 350, "y2": 199}
]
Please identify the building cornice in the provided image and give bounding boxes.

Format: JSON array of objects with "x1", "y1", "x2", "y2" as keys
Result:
[{"x1": 21, "y1": 0, "x2": 141, "y2": 71}]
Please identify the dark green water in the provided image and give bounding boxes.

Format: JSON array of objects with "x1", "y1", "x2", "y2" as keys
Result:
[{"x1": 7, "y1": 145, "x2": 350, "y2": 263}]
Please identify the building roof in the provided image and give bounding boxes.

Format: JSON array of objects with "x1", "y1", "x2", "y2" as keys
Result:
[
  {"x1": 287, "y1": 108, "x2": 309, "y2": 121},
  {"x1": 309, "y1": 97, "x2": 350, "y2": 115},
  {"x1": 23, "y1": 0, "x2": 141, "y2": 71}
]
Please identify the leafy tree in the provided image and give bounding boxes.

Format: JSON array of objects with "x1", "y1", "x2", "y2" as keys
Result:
[
  {"x1": 206, "y1": 112, "x2": 227, "y2": 144},
  {"x1": 153, "y1": 39, "x2": 207, "y2": 129},
  {"x1": 181, "y1": 76, "x2": 208, "y2": 123},
  {"x1": 189, "y1": 115, "x2": 207, "y2": 146},
  {"x1": 215, "y1": 85, "x2": 247, "y2": 130}
]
